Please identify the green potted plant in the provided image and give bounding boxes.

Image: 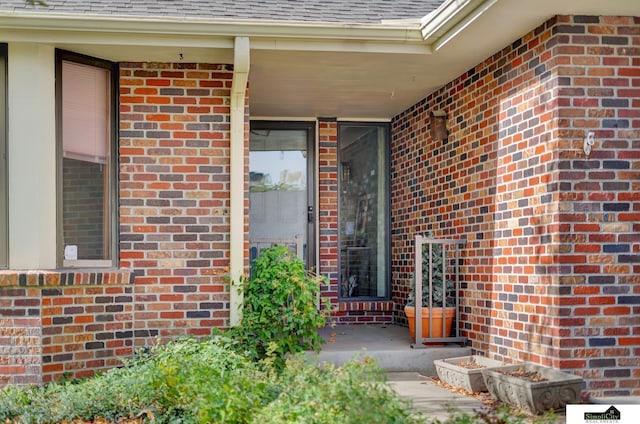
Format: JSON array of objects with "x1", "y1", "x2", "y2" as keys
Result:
[{"x1": 404, "y1": 240, "x2": 457, "y2": 340}]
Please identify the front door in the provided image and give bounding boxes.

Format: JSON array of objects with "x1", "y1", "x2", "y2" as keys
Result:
[{"x1": 249, "y1": 121, "x2": 315, "y2": 268}]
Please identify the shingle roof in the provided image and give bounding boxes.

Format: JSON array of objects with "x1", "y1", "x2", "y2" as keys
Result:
[{"x1": 1, "y1": 0, "x2": 442, "y2": 23}]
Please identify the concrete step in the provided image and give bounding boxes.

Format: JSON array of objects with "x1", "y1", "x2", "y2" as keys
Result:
[{"x1": 309, "y1": 324, "x2": 471, "y2": 375}]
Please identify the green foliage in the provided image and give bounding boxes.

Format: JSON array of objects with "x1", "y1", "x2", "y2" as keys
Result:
[
  {"x1": 143, "y1": 336, "x2": 273, "y2": 423},
  {"x1": 251, "y1": 356, "x2": 424, "y2": 424},
  {"x1": 408, "y1": 240, "x2": 456, "y2": 308},
  {"x1": 228, "y1": 245, "x2": 329, "y2": 368},
  {"x1": 0, "y1": 336, "x2": 271, "y2": 424},
  {"x1": 0, "y1": 335, "x2": 560, "y2": 424},
  {"x1": 0, "y1": 339, "x2": 425, "y2": 424},
  {"x1": 0, "y1": 350, "x2": 160, "y2": 423}
]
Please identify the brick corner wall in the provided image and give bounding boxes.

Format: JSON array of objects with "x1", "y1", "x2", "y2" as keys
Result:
[{"x1": 391, "y1": 14, "x2": 640, "y2": 396}]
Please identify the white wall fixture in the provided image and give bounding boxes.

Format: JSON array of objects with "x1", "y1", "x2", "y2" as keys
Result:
[
  {"x1": 64, "y1": 245, "x2": 78, "y2": 261},
  {"x1": 583, "y1": 131, "x2": 595, "y2": 156}
]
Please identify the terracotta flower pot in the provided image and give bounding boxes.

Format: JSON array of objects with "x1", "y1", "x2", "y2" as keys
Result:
[{"x1": 404, "y1": 305, "x2": 455, "y2": 339}]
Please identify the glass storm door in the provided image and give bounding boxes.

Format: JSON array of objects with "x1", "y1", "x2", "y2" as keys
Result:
[{"x1": 249, "y1": 122, "x2": 315, "y2": 268}]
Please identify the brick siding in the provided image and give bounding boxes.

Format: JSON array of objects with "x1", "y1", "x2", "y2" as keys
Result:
[
  {"x1": 318, "y1": 119, "x2": 340, "y2": 308},
  {"x1": 119, "y1": 62, "x2": 247, "y2": 346},
  {"x1": 391, "y1": 15, "x2": 640, "y2": 396},
  {"x1": 0, "y1": 270, "x2": 132, "y2": 385}
]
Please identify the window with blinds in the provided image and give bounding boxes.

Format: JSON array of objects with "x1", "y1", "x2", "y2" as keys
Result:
[{"x1": 58, "y1": 51, "x2": 117, "y2": 267}]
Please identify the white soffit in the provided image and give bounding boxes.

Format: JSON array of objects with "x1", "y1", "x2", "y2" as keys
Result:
[{"x1": 1, "y1": 0, "x2": 638, "y2": 119}]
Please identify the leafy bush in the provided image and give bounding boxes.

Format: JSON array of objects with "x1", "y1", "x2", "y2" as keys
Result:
[
  {"x1": 0, "y1": 338, "x2": 425, "y2": 424},
  {"x1": 143, "y1": 336, "x2": 273, "y2": 423},
  {"x1": 0, "y1": 336, "x2": 270, "y2": 424},
  {"x1": 251, "y1": 356, "x2": 424, "y2": 424},
  {"x1": 228, "y1": 245, "x2": 329, "y2": 368}
]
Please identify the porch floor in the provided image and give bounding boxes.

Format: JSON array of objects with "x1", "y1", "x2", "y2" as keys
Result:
[
  {"x1": 310, "y1": 324, "x2": 483, "y2": 420},
  {"x1": 312, "y1": 324, "x2": 470, "y2": 375}
]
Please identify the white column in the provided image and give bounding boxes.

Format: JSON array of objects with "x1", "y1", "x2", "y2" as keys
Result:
[
  {"x1": 229, "y1": 37, "x2": 250, "y2": 326},
  {"x1": 7, "y1": 43, "x2": 57, "y2": 269}
]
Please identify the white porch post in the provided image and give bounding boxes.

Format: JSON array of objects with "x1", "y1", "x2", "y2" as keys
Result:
[
  {"x1": 7, "y1": 43, "x2": 57, "y2": 269},
  {"x1": 229, "y1": 37, "x2": 249, "y2": 326}
]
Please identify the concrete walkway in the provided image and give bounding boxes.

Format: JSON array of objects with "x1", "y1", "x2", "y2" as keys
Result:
[
  {"x1": 314, "y1": 324, "x2": 470, "y2": 374},
  {"x1": 313, "y1": 324, "x2": 568, "y2": 422},
  {"x1": 312, "y1": 324, "x2": 486, "y2": 421},
  {"x1": 387, "y1": 371, "x2": 486, "y2": 422}
]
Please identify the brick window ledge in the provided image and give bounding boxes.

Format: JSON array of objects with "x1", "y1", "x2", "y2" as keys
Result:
[
  {"x1": 337, "y1": 300, "x2": 395, "y2": 312},
  {"x1": 0, "y1": 269, "x2": 134, "y2": 287}
]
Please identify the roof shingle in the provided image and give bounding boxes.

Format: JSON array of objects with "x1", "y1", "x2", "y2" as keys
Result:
[{"x1": 1, "y1": 0, "x2": 442, "y2": 23}]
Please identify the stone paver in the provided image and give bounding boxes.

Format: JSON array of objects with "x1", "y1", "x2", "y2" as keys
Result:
[{"x1": 387, "y1": 371, "x2": 485, "y2": 422}]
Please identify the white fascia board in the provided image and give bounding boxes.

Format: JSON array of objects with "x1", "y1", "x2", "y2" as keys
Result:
[
  {"x1": 1, "y1": 29, "x2": 235, "y2": 49},
  {"x1": 0, "y1": 11, "x2": 429, "y2": 54},
  {"x1": 420, "y1": 0, "x2": 497, "y2": 49},
  {"x1": 250, "y1": 38, "x2": 431, "y2": 54}
]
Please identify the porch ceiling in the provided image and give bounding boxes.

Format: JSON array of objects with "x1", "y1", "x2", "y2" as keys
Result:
[
  {"x1": 249, "y1": 0, "x2": 638, "y2": 120},
  {"x1": 1, "y1": 0, "x2": 636, "y2": 121}
]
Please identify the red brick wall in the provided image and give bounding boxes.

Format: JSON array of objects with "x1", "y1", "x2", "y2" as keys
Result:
[
  {"x1": 0, "y1": 271, "x2": 132, "y2": 386},
  {"x1": 41, "y1": 281, "x2": 133, "y2": 383},
  {"x1": 0, "y1": 284, "x2": 41, "y2": 387},
  {"x1": 119, "y1": 62, "x2": 246, "y2": 345},
  {"x1": 391, "y1": 15, "x2": 640, "y2": 396},
  {"x1": 318, "y1": 119, "x2": 339, "y2": 307}
]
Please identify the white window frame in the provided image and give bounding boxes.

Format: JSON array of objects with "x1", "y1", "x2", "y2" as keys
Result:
[{"x1": 0, "y1": 45, "x2": 7, "y2": 268}]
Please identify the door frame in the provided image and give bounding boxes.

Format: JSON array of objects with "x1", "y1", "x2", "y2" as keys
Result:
[{"x1": 249, "y1": 120, "x2": 316, "y2": 270}]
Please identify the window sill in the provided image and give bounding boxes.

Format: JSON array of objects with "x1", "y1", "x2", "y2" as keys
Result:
[
  {"x1": 63, "y1": 259, "x2": 114, "y2": 268},
  {"x1": 0, "y1": 269, "x2": 134, "y2": 287}
]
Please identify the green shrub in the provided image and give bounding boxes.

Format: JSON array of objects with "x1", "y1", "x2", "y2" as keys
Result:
[
  {"x1": 0, "y1": 340, "x2": 427, "y2": 424},
  {"x1": 229, "y1": 245, "x2": 329, "y2": 368},
  {"x1": 254, "y1": 356, "x2": 424, "y2": 424},
  {"x1": 144, "y1": 336, "x2": 273, "y2": 423},
  {"x1": 0, "y1": 356, "x2": 157, "y2": 423}
]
